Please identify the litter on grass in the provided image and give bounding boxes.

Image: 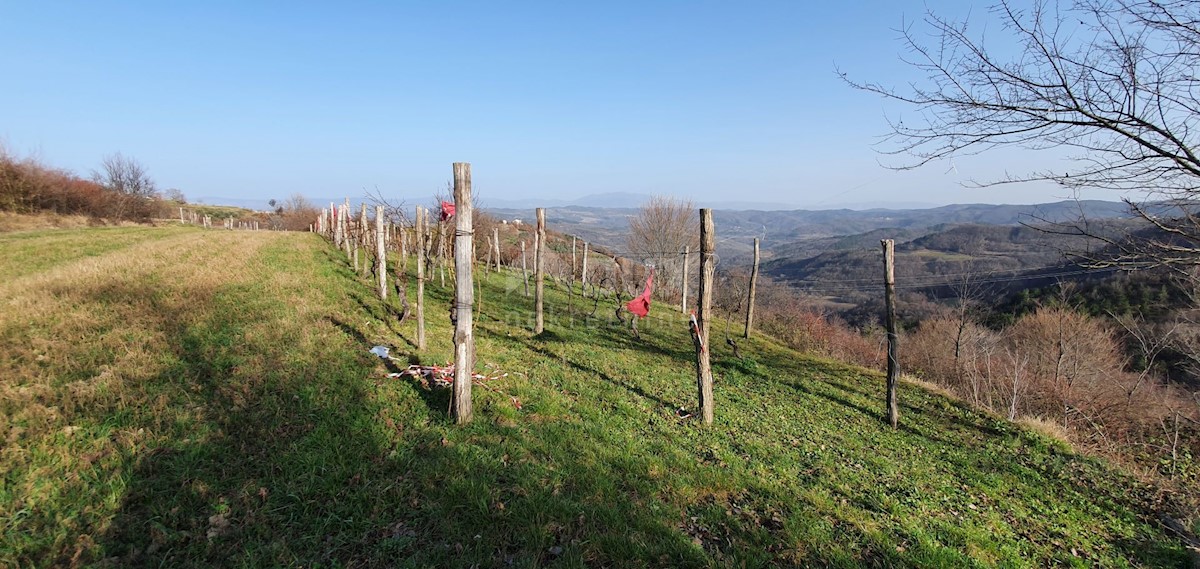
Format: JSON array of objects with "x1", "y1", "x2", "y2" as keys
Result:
[
  {"x1": 387, "y1": 363, "x2": 521, "y2": 409},
  {"x1": 369, "y1": 345, "x2": 390, "y2": 359}
]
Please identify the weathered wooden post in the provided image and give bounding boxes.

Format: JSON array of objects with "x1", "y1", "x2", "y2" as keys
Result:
[
  {"x1": 452, "y1": 163, "x2": 475, "y2": 424},
  {"x1": 581, "y1": 242, "x2": 589, "y2": 288},
  {"x1": 484, "y1": 235, "x2": 493, "y2": 277},
  {"x1": 438, "y1": 224, "x2": 447, "y2": 288},
  {"x1": 744, "y1": 237, "x2": 760, "y2": 339},
  {"x1": 882, "y1": 239, "x2": 900, "y2": 429},
  {"x1": 681, "y1": 245, "x2": 690, "y2": 313},
  {"x1": 521, "y1": 240, "x2": 530, "y2": 296},
  {"x1": 535, "y1": 208, "x2": 546, "y2": 334},
  {"x1": 376, "y1": 205, "x2": 387, "y2": 299},
  {"x1": 493, "y1": 227, "x2": 501, "y2": 272},
  {"x1": 693, "y1": 209, "x2": 716, "y2": 425},
  {"x1": 416, "y1": 206, "x2": 426, "y2": 350},
  {"x1": 332, "y1": 203, "x2": 339, "y2": 245},
  {"x1": 355, "y1": 204, "x2": 367, "y2": 274},
  {"x1": 343, "y1": 200, "x2": 353, "y2": 258},
  {"x1": 400, "y1": 224, "x2": 408, "y2": 267},
  {"x1": 571, "y1": 236, "x2": 577, "y2": 278}
]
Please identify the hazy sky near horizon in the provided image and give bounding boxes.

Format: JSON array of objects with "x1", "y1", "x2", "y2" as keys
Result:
[{"x1": 1, "y1": 1, "x2": 1088, "y2": 208}]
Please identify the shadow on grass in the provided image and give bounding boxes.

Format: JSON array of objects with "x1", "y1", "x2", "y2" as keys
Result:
[
  {"x1": 40, "y1": 248, "x2": 1184, "y2": 568},
  {"x1": 72, "y1": 255, "x2": 712, "y2": 567}
]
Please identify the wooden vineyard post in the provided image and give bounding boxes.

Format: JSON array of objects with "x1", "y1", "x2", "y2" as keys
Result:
[
  {"x1": 484, "y1": 235, "x2": 493, "y2": 277},
  {"x1": 581, "y1": 242, "x2": 589, "y2": 289},
  {"x1": 400, "y1": 224, "x2": 408, "y2": 268},
  {"x1": 572, "y1": 236, "x2": 577, "y2": 278},
  {"x1": 376, "y1": 205, "x2": 387, "y2": 299},
  {"x1": 534, "y1": 208, "x2": 546, "y2": 334},
  {"x1": 521, "y1": 241, "x2": 529, "y2": 296},
  {"x1": 693, "y1": 208, "x2": 716, "y2": 425},
  {"x1": 493, "y1": 227, "x2": 501, "y2": 272},
  {"x1": 438, "y1": 224, "x2": 447, "y2": 288},
  {"x1": 744, "y1": 237, "x2": 760, "y2": 339},
  {"x1": 333, "y1": 203, "x2": 342, "y2": 249},
  {"x1": 357, "y1": 204, "x2": 368, "y2": 275},
  {"x1": 452, "y1": 163, "x2": 475, "y2": 424},
  {"x1": 343, "y1": 200, "x2": 353, "y2": 258},
  {"x1": 681, "y1": 244, "x2": 691, "y2": 314},
  {"x1": 882, "y1": 239, "x2": 899, "y2": 429},
  {"x1": 416, "y1": 206, "x2": 426, "y2": 350}
]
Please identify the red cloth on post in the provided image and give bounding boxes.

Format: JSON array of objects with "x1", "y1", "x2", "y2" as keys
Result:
[
  {"x1": 440, "y1": 201, "x2": 456, "y2": 221},
  {"x1": 626, "y1": 268, "x2": 654, "y2": 317}
]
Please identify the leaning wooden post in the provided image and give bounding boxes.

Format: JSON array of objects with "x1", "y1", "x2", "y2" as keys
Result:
[
  {"x1": 882, "y1": 239, "x2": 900, "y2": 429},
  {"x1": 416, "y1": 206, "x2": 427, "y2": 350},
  {"x1": 452, "y1": 163, "x2": 475, "y2": 424},
  {"x1": 521, "y1": 240, "x2": 530, "y2": 297},
  {"x1": 681, "y1": 245, "x2": 690, "y2": 313},
  {"x1": 376, "y1": 205, "x2": 387, "y2": 299},
  {"x1": 744, "y1": 237, "x2": 760, "y2": 339},
  {"x1": 693, "y1": 209, "x2": 716, "y2": 425},
  {"x1": 534, "y1": 208, "x2": 546, "y2": 334}
]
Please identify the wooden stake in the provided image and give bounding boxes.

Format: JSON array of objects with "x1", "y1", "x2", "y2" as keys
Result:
[
  {"x1": 416, "y1": 206, "x2": 426, "y2": 350},
  {"x1": 882, "y1": 239, "x2": 900, "y2": 429},
  {"x1": 694, "y1": 209, "x2": 716, "y2": 425},
  {"x1": 535, "y1": 208, "x2": 546, "y2": 334},
  {"x1": 438, "y1": 224, "x2": 447, "y2": 288},
  {"x1": 493, "y1": 227, "x2": 501, "y2": 272},
  {"x1": 681, "y1": 245, "x2": 689, "y2": 313},
  {"x1": 376, "y1": 206, "x2": 387, "y2": 299},
  {"x1": 581, "y1": 242, "x2": 589, "y2": 288},
  {"x1": 521, "y1": 240, "x2": 529, "y2": 297},
  {"x1": 744, "y1": 237, "x2": 760, "y2": 339},
  {"x1": 357, "y1": 204, "x2": 368, "y2": 275},
  {"x1": 571, "y1": 236, "x2": 577, "y2": 278},
  {"x1": 452, "y1": 163, "x2": 474, "y2": 424},
  {"x1": 343, "y1": 200, "x2": 352, "y2": 258},
  {"x1": 485, "y1": 235, "x2": 493, "y2": 276}
]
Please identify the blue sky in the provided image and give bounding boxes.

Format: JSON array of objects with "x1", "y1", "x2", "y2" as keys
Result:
[{"x1": 0, "y1": 1, "x2": 1081, "y2": 208}]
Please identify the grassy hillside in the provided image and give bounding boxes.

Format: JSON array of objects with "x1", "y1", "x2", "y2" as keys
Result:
[{"x1": 0, "y1": 226, "x2": 1194, "y2": 567}]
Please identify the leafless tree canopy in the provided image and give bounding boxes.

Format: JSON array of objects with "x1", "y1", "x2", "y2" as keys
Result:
[
  {"x1": 92, "y1": 153, "x2": 156, "y2": 220},
  {"x1": 843, "y1": 0, "x2": 1200, "y2": 272},
  {"x1": 626, "y1": 195, "x2": 699, "y2": 298}
]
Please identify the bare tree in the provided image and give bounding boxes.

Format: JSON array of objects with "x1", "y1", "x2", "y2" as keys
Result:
[
  {"x1": 626, "y1": 195, "x2": 698, "y2": 301},
  {"x1": 92, "y1": 153, "x2": 156, "y2": 220},
  {"x1": 843, "y1": 0, "x2": 1200, "y2": 275},
  {"x1": 279, "y1": 193, "x2": 320, "y2": 231}
]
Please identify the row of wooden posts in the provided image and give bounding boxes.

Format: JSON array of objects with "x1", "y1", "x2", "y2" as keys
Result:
[
  {"x1": 178, "y1": 207, "x2": 261, "y2": 230},
  {"x1": 313, "y1": 163, "x2": 902, "y2": 429}
]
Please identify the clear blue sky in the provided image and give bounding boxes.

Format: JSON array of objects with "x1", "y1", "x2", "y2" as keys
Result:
[{"x1": 0, "y1": 1, "x2": 1078, "y2": 208}]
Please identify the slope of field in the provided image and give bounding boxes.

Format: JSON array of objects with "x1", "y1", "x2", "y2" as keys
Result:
[{"x1": 0, "y1": 227, "x2": 1192, "y2": 567}]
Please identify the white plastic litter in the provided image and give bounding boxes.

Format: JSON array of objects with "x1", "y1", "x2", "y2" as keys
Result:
[{"x1": 369, "y1": 345, "x2": 390, "y2": 359}]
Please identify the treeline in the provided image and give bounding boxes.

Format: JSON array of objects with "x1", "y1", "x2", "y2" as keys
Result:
[
  {"x1": 0, "y1": 148, "x2": 326, "y2": 231},
  {"x1": 0, "y1": 149, "x2": 176, "y2": 221}
]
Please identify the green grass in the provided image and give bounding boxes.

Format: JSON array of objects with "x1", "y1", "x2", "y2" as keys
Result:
[{"x1": 0, "y1": 227, "x2": 1192, "y2": 567}]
